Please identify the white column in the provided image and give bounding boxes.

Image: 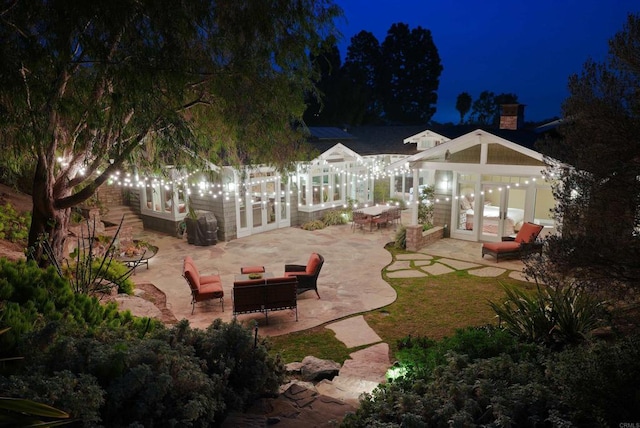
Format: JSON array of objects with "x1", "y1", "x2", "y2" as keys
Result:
[{"x1": 411, "y1": 167, "x2": 420, "y2": 225}]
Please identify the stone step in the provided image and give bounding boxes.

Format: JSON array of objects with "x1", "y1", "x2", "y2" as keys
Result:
[
  {"x1": 102, "y1": 205, "x2": 143, "y2": 231},
  {"x1": 315, "y1": 374, "x2": 380, "y2": 406}
]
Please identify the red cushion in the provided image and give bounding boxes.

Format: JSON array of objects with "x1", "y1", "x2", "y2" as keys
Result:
[
  {"x1": 515, "y1": 223, "x2": 543, "y2": 243},
  {"x1": 198, "y1": 281, "x2": 223, "y2": 299},
  {"x1": 200, "y1": 274, "x2": 221, "y2": 285},
  {"x1": 483, "y1": 241, "x2": 521, "y2": 253},
  {"x1": 184, "y1": 266, "x2": 200, "y2": 290},
  {"x1": 306, "y1": 254, "x2": 321, "y2": 275},
  {"x1": 183, "y1": 256, "x2": 200, "y2": 277},
  {"x1": 241, "y1": 266, "x2": 265, "y2": 274}
]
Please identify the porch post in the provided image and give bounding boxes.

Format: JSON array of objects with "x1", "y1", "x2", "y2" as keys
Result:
[{"x1": 411, "y1": 166, "x2": 419, "y2": 226}]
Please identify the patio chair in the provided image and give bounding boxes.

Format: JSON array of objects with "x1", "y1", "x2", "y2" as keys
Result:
[
  {"x1": 371, "y1": 210, "x2": 392, "y2": 230},
  {"x1": 390, "y1": 207, "x2": 402, "y2": 226},
  {"x1": 284, "y1": 252, "x2": 324, "y2": 298},
  {"x1": 481, "y1": 222, "x2": 544, "y2": 262},
  {"x1": 352, "y1": 211, "x2": 371, "y2": 232},
  {"x1": 182, "y1": 256, "x2": 224, "y2": 313}
]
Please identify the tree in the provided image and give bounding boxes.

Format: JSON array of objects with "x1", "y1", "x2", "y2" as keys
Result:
[
  {"x1": 379, "y1": 23, "x2": 443, "y2": 124},
  {"x1": 469, "y1": 91, "x2": 518, "y2": 126},
  {"x1": 304, "y1": 44, "x2": 345, "y2": 126},
  {"x1": 342, "y1": 31, "x2": 383, "y2": 125},
  {"x1": 469, "y1": 91, "x2": 496, "y2": 125},
  {"x1": 0, "y1": 0, "x2": 340, "y2": 265},
  {"x1": 455, "y1": 92, "x2": 472, "y2": 124},
  {"x1": 536, "y1": 13, "x2": 640, "y2": 289}
]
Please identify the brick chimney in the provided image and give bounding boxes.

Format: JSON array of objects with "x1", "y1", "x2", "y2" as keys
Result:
[{"x1": 499, "y1": 104, "x2": 525, "y2": 130}]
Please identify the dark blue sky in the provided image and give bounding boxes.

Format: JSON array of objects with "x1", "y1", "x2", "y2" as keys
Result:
[{"x1": 334, "y1": 0, "x2": 639, "y2": 124}]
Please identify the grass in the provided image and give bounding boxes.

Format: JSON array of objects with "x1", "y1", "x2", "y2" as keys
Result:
[{"x1": 268, "y1": 246, "x2": 537, "y2": 364}]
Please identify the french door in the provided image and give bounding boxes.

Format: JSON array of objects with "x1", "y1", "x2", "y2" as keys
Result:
[
  {"x1": 237, "y1": 171, "x2": 290, "y2": 237},
  {"x1": 479, "y1": 183, "x2": 526, "y2": 241}
]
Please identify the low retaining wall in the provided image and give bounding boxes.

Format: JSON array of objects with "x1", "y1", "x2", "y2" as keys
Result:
[{"x1": 405, "y1": 225, "x2": 444, "y2": 252}]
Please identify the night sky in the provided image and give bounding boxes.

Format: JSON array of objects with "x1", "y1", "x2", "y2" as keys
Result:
[{"x1": 334, "y1": 0, "x2": 639, "y2": 124}]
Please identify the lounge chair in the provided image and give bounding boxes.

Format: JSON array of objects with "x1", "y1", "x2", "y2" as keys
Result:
[
  {"x1": 481, "y1": 222, "x2": 544, "y2": 262},
  {"x1": 284, "y1": 252, "x2": 324, "y2": 298}
]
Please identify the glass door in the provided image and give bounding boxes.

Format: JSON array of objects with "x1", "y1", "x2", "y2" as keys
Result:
[
  {"x1": 480, "y1": 184, "x2": 527, "y2": 241},
  {"x1": 249, "y1": 172, "x2": 277, "y2": 232},
  {"x1": 237, "y1": 170, "x2": 290, "y2": 237}
]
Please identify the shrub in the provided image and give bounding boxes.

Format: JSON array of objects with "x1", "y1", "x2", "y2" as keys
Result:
[
  {"x1": 1, "y1": 262, "x2": 285, "y2": 427},
  {"x1": 0, "y1": 202, "x2": 30, "y2": 243},
  {"x1": 3, "y1": 319, "x2": 284, "y2": 426},
  {"x1": 548, "y1": 334, "x2": 640, "y2": 426},
  {"x1": 489, "y1": 282, "x2": 605, "y2": 347},
  {"x1": 301, "y1": 219, "x2": 325, "y2": 230},
  {"x1": 348, "y1": 337, "x2": 640, "y2": 427},
  {"x1": 393, "y1": 326, "x2": 523, "y2": 380},
  {"x1": 321, "y1": 209, "x2": 348, "y2": 226},
  {"x1": 344, "y1": 351, "x2": 563, "y2": 427},
  {"x1": 417, "y1": 185, "x2": 435, "y2": 226},
  {"x1": 0, "y1": 259, "x2": 157, "y2": 355}
]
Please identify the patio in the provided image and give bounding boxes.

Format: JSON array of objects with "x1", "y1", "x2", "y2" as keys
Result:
[{"x1": 128, "y1": 221, "x2": 528, "y2": 336}]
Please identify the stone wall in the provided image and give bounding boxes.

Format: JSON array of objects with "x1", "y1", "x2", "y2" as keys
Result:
[
  {"x1": 405, "y1": 225, "x2": 444, "y2": 252},
  {"x1": 97, "y1": 184, "x2": 124, "y2": 206}
]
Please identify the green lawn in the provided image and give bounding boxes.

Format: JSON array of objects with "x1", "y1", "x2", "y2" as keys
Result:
[{"x1": 268, "y1": 247, "x2": 536, "y2": 364}]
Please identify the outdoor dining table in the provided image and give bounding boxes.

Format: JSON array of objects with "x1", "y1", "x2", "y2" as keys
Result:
[{"x1": 356, "y1": 205, "x2": 393, "y2": 217}]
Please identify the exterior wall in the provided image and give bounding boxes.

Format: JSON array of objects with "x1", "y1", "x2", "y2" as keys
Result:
[{"x1": 405, "y1": 225, "x2": 444, "y2": 252}]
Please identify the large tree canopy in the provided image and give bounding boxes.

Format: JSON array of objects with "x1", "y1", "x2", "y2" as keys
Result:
[
  {"x1": 379, "y1": 23, "x2": 443, "y2": 124},
  {"x1": 0, "y1": 0, "x2": 341, "y2": 264},
  {"x1": 538, "y1": 13, "x2": 640, "y2": 288},
  {"x1": 305, "y1": 23, "x2": 443, "y2": 126}
]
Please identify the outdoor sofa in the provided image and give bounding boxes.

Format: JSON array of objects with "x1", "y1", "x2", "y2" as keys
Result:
[{"x1": 232, "y1": 276, "x2": 298, "y2": 324}]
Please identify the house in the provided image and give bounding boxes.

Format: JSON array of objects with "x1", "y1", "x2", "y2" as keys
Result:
[
  {"x1": 103, "y1": 104, "x2": 557, "y2": 245},
  {"x1": 388, "y1": 104, "x2": 557, "y2": 242}
]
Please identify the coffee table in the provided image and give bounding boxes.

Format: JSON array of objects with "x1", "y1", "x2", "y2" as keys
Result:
[{"x1": 234, "y1": 272, "x2": 274, "y2": 282}]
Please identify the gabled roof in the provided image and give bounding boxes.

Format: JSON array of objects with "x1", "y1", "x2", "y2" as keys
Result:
[
  {"x1": 307, "y1": 123, "x2": 550, "y2": 162},
  {"x1": 388, "y1": 128, "x2": 546, "y2": 171},
  {"x1": 428, "y1": 124, "x2": 542, "y2": 150},
  {"x1": 315, "y1": 143, "x2": 362, "y2": 163},
  {"x1": 403, "y1": 129, "x2": 449, "y2": 145}
]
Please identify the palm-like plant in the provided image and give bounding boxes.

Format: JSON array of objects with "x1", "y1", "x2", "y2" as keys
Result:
[{"x1": 489, "y1": 282, "x2": 604, "y2": 347}]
